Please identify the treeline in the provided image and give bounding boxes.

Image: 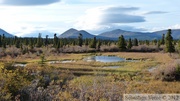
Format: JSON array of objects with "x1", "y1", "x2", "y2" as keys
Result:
[
  {"x1": 117, "y1": 29, "x2": 176, "y2": 53},
  {"x1": 0, "y1": 29, "x2": 178, "y2": 53}
]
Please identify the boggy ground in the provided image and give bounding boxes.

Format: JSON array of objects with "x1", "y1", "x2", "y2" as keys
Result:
[{"x1": 0, "y1": 52, "x2": 179, "y2": 101}]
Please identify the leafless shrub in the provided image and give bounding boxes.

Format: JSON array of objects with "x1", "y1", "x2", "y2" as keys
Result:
[
  {"x1": 5, "y1": 47, "x2": 21, "y2": 58},
  {"x1": 0, "y1": 48, "x2": 6, "y2": 57},
  {"x1": 153, "y1": 60, "x2": 180, "y2": 81},
  {"x1": 131, "y1": 45, "x2": 161, "y2": 52},
  {"x1": 61, "y1": 45, "x2": 95, "y2": 53},
  {"x1": 100, "y1": 45, "x2": 119, "y2": 52},
  {"x1": 68, "y1": 76, "x2": 125, "y2": 101}
]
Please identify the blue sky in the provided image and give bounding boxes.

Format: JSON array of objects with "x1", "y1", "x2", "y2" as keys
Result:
[{"x1": 0, "y1": 0, "x2": 180, "y2": 37}]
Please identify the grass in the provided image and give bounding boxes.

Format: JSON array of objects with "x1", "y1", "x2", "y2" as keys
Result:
[
  {"x1": 1, "y1": 52, "x2": 180, "y2": 100},
  {"x1": 0, "y1": 52, "x2": 171, "y2": 74},
  {"x1": 46, "y1": 52, "x2": 164, "y2": 74}
]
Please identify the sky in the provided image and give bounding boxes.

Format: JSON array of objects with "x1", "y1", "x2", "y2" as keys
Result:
[{"x1": 0, "y1": 0, "x2": 180, "y2": 37}]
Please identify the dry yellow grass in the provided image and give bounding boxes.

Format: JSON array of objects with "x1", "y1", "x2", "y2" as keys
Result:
[
  {"x1": 126, "y1": 81, "x2": 180, "y2": 93},
  {"x1": 102, "y1": 52, "x2": 173, "y2": 63}
]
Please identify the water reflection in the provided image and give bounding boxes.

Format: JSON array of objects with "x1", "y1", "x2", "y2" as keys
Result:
[{"x1": 84, "y1": 56, "x2": 125, "y2": 63}]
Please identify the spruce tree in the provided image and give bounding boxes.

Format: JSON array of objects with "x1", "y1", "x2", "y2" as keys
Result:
[
  {"x1": 45, "y1": 35, "x2": 49, "y2": 46},
  {"x1": 118, "y1": 35, "x2": 126, "y2": 51},
  {"x1": 161, "y1": 34, "x2": 165, "y2": 45},
  {"x1": 15, "y1": 39, "x2": 20, "y2": 48},
  {"x1": 145, "y1": 40, "x2": 149, "y2": 46},
  {"x1": 153, "y1": 39, "x2": 157, "y2": 45},
  {"x1": 165, "y1": 29, "x2": 175, "y2": 53},
  {"x1": 29, "y1": 38, "x2": 34, "y2": 49},
  {"x1": 60, "y1": 39, "x2": 63, "y2": 48},
  {"x1": 56, "y1": 40, "x2": 60, "y2": 50},
  {"x1": 133, "y1": 38, "x2": 138, "y2": 46},
  {"x1": 36, "y1": 33, "x2": 43, "y2": 47},
  {"x1": 89, "y1": 37, "x2": 97, "y2": 48},
  {"x1": 0, "y1": 35, "x2": 2, "y2": 47},
  {"x1": 97, "y1": 40, "x2": 101, "y2": 50},
  {"x1": 3, "y1": 40, "x2": 6, "y2": 48},
  {"x1": 2, "y1": 34, "x2": 6, "y2": 48},
  {"x1": 85, "y1": 38, "x2": 89, "y2": 46},
  {"x1": 127, "y1": 38, "x2": 132, "y2": 49},
  {"x1": 53, "y1": 33, "x2": 58, "y2": 47},
  {"x1": 78, "y1": 33, "x2": 83, "y2": 47}
]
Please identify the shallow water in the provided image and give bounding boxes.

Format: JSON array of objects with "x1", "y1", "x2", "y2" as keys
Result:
[
  {"x1": 61, "y1": 60, "x2": 76, "y2": 63},
  {"x1": 148, "y1": 66, "x2": 158, "y2": 72},
  {"x1": 13, "y1": 64, "x2": 26, "y2": 67},
  {"x1": 49, "y1": 60, "x2": 75, "y2": 64},
  {"x1": 102, "y1": 66, "x2": 121, "y2": 68},
  {"x1": 84, "y1": 56, "x2": 126, "y2": 63}
]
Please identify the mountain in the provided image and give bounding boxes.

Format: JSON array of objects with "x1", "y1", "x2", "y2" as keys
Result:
[
  {"x1": 153, "y1": 29, "x2": 180, "y2": 39},
  {"x1": 59, "y1": 28, "x2": 78, "y2": 38},
  {"x1": 97, "y1": 29, "x2": 161, "y2": 40},
  {"x1": 0, "y1": 28, "x2": 14, "y2": 37},
  {"x1": 59, "y1": 28, "x2": 95, "y2": 39},
  {"x1": 59, "y1": 28, "x2": 180, "y2": 40}
]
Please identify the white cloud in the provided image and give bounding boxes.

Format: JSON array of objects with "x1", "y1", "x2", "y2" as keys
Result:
[
  {"x1": 74, "y1": 6, "x2": 145, "y2": 32},
  {"x1": 143, "y1": 11, "x2": 168, "y2": 15},
  {"x1": 0, "y1": 0, "x2": 179, "y2": 37},
  {"x1": 0, "y1": 0, "x2": 61, "y2": 6},
  {"x1": 168, "y1": 24, "x2": 180, "y2": 29},
  {"x1": 74, "y1": 6, "x2": 105, "y2": 30}
]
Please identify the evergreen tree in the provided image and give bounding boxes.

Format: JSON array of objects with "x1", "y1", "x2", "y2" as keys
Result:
[
  {"x1": 89, "y1": 37, "x2": 97, "y2": 48},
  {"x1": 53, "y1": 33, "x2": 58, "y2": 47},
  {"x1": 133, "y1": 38, "x2": 138, "y2": 46},
  {"x1": 56, "y1": 40, "x2": 60, "y2": 50},
  {"x1": 72, "y1": 41, "x2": 76, "y2": 46},
  {"x1": 165, "y1": 29, "x2": 175, "y2": 53},
  {"x1": 127, "y1": 38, "x2": 132, "y2": 49},
  {"x1": 36, "y1": 33, "x2": 43, "y2": 47},
  {"x1": 14, "y1": 36, "x2": 18, "y2": 45},
  {"x1": 85, "y1": 38, "x2": 89, "y2": 46},
  {"x1": 3, "y1": 40, "x2": 6, "y2": 48},
  {"x1": 158, "y1": 40, "x2": 161, "y2": 48},
  {"x1": 29, "y1": 38, "x2": 34, "y2": 49},
  {"x1": 97, "y1": 40, "x2": 101, "y2": 50},
  {"x1": 24, "y1": 38, "x2": 29, "y2": 46},
  {"x1": 45, "y1": 35, "x2": 49, "y2": 46},
  {"x1": 78, "y1": 33, "x2": 83, "y2": 47},
  {"x1": 2, "y1": 34, "x2": 6, "y2": 48},
  {"x1": 145, "y1": 40, "x2": 149, "y2": 46},
  {"x1": 153, "y1": 39, "x2": 157, "y2": 45},
  {"x1": 178, "y1": 40, "x2": 180, "y2": 51},
  {"x1": 0, "y1": 35, "x2": 2, "y2": 47},
  {"x1": 2, "y1": 34, "x2": 5, "y2": 40},
  {"x1": 60, "y1": 39, "x2": 63, "y2": 48},
  {"x1": 15, "y1": 39, "x2": 20, "y2": 48},
  {"x1": 161, "y1": 34, "x2": 165, "y2": 45},
  {"x1": 118, "y1": 35, "x2": 126, "y2": 51}
]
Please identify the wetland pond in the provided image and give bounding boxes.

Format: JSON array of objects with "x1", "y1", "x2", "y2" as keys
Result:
[{"x1": 83, "y1": 56, "x2": 136, "y2": 63}]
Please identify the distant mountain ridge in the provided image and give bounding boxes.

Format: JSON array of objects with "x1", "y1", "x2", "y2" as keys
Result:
[
  {"x1": 97, "y1": 29, "x2": 159, "y2": 40},
  {"x1": 152, "y1": 29, "x2": 180, "y2": 39},
  {"x1": 0, "y1": 28, "x2": 14, "y2": 37},
  {"x1": 59, "y1": 28, "x2": 180, "y2": 40},
  {"x1": 0, "y1": 27, "x2": 180, "y2": 40},
  {"x1": 59, "y1": 28, "x2": 95, "y2": 39}
]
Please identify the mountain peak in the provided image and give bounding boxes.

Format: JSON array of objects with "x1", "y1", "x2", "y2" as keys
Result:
[
  {"x1": 59, "y1": 28, "x2": 95, "y2": 39},
  {"x1": 0, "y1": 28, "x2": 14, "y2": 37},
  {"x1": 68, "y1": 28, "x2": 78, "y2": 32}
]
